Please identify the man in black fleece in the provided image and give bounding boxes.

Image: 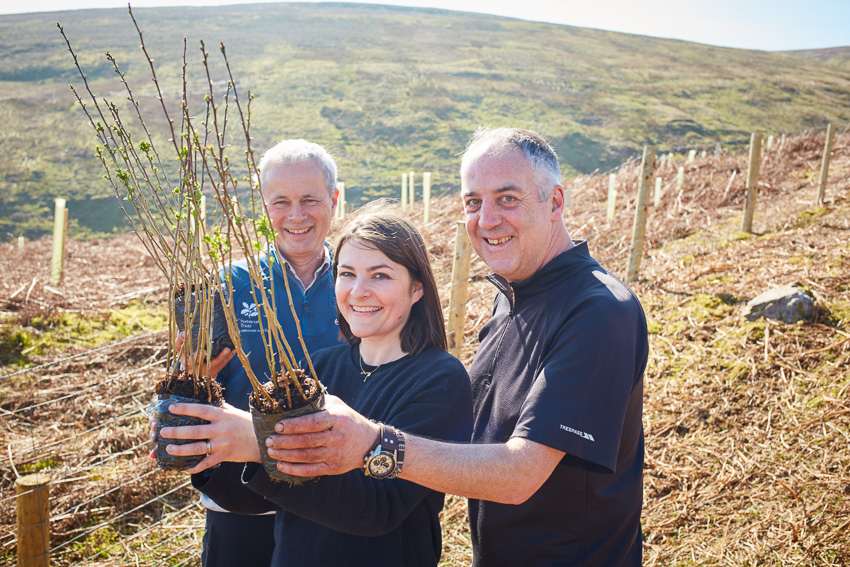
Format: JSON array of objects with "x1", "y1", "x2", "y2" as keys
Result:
[{"x1": 270, "y1": 127, "x2": 649, "y2": 566}]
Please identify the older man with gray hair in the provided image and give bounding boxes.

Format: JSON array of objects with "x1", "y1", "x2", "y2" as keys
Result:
[
  {"x1": 269, "y1": 127, "x2": 648, "y2": 566},
  {"x1": 194, "y1": 138, "x2": 344, "y2": 567}
]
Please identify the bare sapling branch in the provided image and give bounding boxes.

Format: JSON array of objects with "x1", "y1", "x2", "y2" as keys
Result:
[
  {"x1": 61, "y1": 8, "x2": 322, "y2": 417},
  {"x1": 62, "y1": 13, "x2": 222, "y2": 396}
]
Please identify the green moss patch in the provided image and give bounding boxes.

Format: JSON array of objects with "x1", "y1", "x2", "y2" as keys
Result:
[{"x1": 0, "y1": 300, "x2": 167, "y2": 368}]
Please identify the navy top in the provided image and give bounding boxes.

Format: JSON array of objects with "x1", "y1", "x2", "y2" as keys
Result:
[{"x1": 195, "y1": 344, "x2": 473, "y2": 567}]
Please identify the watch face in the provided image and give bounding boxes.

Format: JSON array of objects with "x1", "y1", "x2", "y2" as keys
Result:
[{"x1": 368, "y1": 453, "x2": 395, "y2": 477}]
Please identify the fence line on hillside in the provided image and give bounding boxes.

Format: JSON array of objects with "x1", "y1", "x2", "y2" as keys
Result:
[
  {"x1": 47, "y1": 479, "x2": 193, "y2": 557},
  {"x1": 4, "y1": 359, "x2": 163, "y2": 422},
  {"x1": 3, "y1": 365, "x2": 160, "y2": 484},
  {"x1": 36, "y1": 120, "x2": 844, "y2": 289},
  {"x1": 2, "y1": 121, "x2": 846, "y2": 566},
  {"x1": 538, "y1": 124, "x2": 839, "y2": 279},
  {"x1": 569, "y1": 121, "x2": 848, "y2": 199}
]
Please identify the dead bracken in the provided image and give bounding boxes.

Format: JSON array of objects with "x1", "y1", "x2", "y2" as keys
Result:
[{"x1": 0, "y1": 127, "x2": 848, "y2": 564}]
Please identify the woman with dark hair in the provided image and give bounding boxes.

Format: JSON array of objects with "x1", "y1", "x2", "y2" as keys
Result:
[
  {"x1": 334, "y1": 206, "x2": 447, "y2": 355},
  {"x1": 158, "y1": 204, "x2": 472, "y2": 567}
]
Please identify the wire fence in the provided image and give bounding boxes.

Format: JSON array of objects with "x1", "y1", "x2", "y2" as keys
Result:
[
  {"x1": 1, "y1": 121, "x2": 846, "y2": 566},
  {"x1": 0, "y1": 331, "x2": 165, "y2": 382},
  {"x1": 1, "y1": 332, "x2": 202, "y2": 566}
]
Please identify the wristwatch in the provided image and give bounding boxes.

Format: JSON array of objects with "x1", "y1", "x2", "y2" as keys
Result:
[{"x1": 363, "y1": 423, "x2": 405, "y2": 479}]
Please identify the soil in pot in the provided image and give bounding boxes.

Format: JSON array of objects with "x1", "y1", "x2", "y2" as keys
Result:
[
  {"x1": 174, "y1": 283, "x2": 234, "y2": 359},
  {"x1": 250, "y1": 370, "x2": 324, "y2": 484},
  {"x1": 149, "y1": 372, "x2": 223, "y2": 470}
]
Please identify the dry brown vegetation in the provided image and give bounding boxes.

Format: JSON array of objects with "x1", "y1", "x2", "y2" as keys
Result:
[{"x1": 1, "y1": 127, "x2": 848, "y2": 565}]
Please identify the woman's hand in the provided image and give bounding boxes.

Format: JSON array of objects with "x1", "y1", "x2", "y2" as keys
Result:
[{"x1": 157, "y1": 402, "x2": 261, "y2": 473}]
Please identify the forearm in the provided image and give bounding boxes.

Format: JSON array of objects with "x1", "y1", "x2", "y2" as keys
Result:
[
  {"x1": 400, "y1": 435, "x2": 562, "y2": 505},
  {"x1": 269, "y1": 396, "x2": 561, "y2": 503}
]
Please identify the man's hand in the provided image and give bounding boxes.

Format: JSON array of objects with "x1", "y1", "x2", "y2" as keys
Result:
[
  {"x1": 158, "y1": 402, "x2": 261, "y2": 473},
  {"x1": 175, "y1": 332, "x2": 236, "y2": 380},
  {"x1": 201, "y1": 347, "x2": 236, "y2": 380},
  {"x1": 266, "y1": 395, "x2": 380, "y2": 477}
]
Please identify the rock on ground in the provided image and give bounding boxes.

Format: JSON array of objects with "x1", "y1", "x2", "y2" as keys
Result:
[{"x1": 741, "y1": 283, "x2": 815, "y2": 323}]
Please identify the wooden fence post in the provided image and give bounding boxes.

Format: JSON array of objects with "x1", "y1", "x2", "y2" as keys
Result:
[
  {"x1": 422, "y1": 172, "x2": 431, "y2": 222},
  {"x1": 63, "y1": 208, "x2": 69, "y2": 266},
  {"x1": 606, "y1": 173, "x2": 617, "y2": 222},
  {"x1": 408, "y1": 171, "x2": 415, "y2": 206},
  {"x1": 401, "y1": 173, "x2": 408, "y2": 210},
  {"x1": 626, "y1": 146, "x2": 655, "y2": 282},
  {"x1": 741, "y1": 133, "x2": 763, "y2": 233},
  {"x1": 816, "y1": 123, "x2": 835, "y2": 206},
  {"x1": 447, "y1": 221, "x2": 472, "y2": 359},
  {"x1": 336, "y1": 182, "x2": 346, "y2": 220},
  {"x1": 16, "y1": 473, "x2": 51, "y2": 567},
  {"x1": 51, "y1": 198, "x2": 67, "y2": 287},
  {"x1": 653, "y1": 177, "x2": 663, "y2": 207}
]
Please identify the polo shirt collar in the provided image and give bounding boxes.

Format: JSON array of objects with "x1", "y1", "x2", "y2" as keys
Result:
[{"x1": 272, "y1": 244, "x2": 332, "y2": 293}]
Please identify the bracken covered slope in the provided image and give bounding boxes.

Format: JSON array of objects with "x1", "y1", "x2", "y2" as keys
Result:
[{"x1": 1, "y1": 128, "x2": 848, "y2": 565}]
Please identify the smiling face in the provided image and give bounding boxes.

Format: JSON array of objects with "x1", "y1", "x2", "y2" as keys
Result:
[
  {"x1": 335, "y1": 239, "x2": 423, "y2": 350},
  {"x1": 262, "y1": 160, "x2": 337, "y2": 265},
  {"x1": 461, "y1": 145, "x2": 568, "y2": 283}
]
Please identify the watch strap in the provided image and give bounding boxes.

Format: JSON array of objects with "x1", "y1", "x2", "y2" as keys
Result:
[
  {"x1": 364, "y1": 423, "x2": 405, "y2": 479},
  {"x1": 391, "y1": 428, "x2": 405, "y2": 479}
]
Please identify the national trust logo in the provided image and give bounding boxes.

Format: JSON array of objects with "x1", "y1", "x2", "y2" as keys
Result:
[
  {"x1": 239, "y1": 302, "x2": 260, "y2": 333},
  {"x1": 240, "y1": 302, "x2": 258, "y2": 318}
]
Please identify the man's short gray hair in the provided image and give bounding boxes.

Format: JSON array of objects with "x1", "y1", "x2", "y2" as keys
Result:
[
  {"x1": 258, "y1": 139, "x2": 337, "y2": 195},
  {"x1": 462, "y1": 127, "x2": 561, "y2": 200}
]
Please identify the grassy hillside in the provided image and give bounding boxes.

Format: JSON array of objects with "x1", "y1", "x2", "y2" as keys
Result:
[
  {"x1": 786, "y1": 46, "x2": 850, "y2": 70},
  {"x1": 1, "y1": 2, "x2": 849, "y2": 238}
]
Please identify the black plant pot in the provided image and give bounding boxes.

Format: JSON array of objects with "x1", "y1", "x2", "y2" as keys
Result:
[
  {"x1": 174, "y1": 285, "x2": 234, "y2": 359},
  {"x1": 249, "y1": 390, "x2": 325, "y2": 484},
  {"x1": 150, "y1": 393, "x2": 222, "y2": 470}
]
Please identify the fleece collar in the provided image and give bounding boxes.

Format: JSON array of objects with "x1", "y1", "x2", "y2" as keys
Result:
[{"x1": 486, "y1": 241, "x2": 599, "y2": 308}]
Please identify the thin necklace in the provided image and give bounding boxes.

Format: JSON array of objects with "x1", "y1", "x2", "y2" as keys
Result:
[{"x1": 359, "y1": 349, "x2": 382, "y2": 382}]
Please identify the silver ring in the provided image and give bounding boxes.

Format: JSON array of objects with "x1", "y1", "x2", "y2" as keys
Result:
[{"x1": 206, "y1": 441, "x2": 212, "y2": 456}]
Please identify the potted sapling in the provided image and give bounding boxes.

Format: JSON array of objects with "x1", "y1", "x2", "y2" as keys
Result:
[
  {"x1": 60, "y1": 10, "x2": 238, "y2": 469},
  {"x1": 201, "y1": 85, "x2": 326, "y2": 483}
]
